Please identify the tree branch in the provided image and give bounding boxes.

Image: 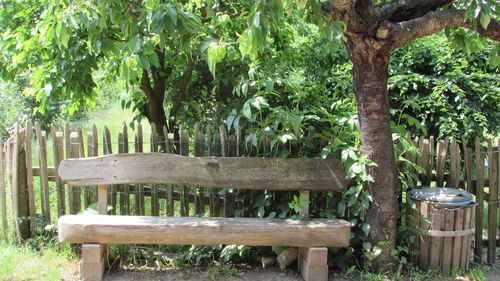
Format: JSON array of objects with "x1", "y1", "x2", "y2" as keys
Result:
[
  {"x1": 169, "y1": 55, "x2": 195, "y2": 122},
  {"x1": 378, "y1": 9, "x2": 500, "y2": 49},
  {"x1": 355, "y1": 0, "x2": 376, "y2": 20},
  {"x1": 140, "y1": 71, "x2": 155, "y2": 102},
  {"x1": 376, "y1": 0, "x2": 453, "y2": 22}
]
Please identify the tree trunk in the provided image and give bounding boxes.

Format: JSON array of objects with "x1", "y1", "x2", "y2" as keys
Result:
[
  {"x1": 140, "y1": 70, "x2": 167, "y2": 136},
  {"x1": 347, "y1": 37, "x2": 400, "y2": 270}
]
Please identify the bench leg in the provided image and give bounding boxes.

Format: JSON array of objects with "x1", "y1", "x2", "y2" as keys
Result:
[
  {"x1": 298, "y1": 247, "x2": 328, "y2": 281},
  {"x1": 81, "y1": 243, "x2": 106, "y2": 281}
]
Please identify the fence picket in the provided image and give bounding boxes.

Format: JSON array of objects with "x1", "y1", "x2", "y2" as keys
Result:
[
  {"x1": 69, "y1": 132, "x2": 81, "y2": 214},
  {"x1": 0, "y1": 142, "x2": 7, "y2": 233},
  {"x1": 193, "y1": 125, "x2": 204, "y2": 215},
  {"x1": 162, "y1": 125, "x2": 174, "y2": 217},
  {"x1": 35, "y1": 122, "x2": 51, "y2": 221},
  {"x1": 150, "y1": 123, "x2": 159, "y2": 216},
  {"x1": 103, "y1": 126, "x2": 115, "y2": 215},
  {"x1": 474, "y1": 137, "x2": 484, "y2": 262},
  {"x1": 52, "y1": 125, "x2": 65, "y2": 216},
  {"x1": 25, "y1": 122, "x2": 35, "y2": 231},
  {"x1": 180, "y1": 126, "x2": 190, "y2": 217},
  {"x1": 135, "y1": 123, "x2": 145, "y2": 215},
  {"x1": 118, "y1": 132, "x2": 126, "y2": 215},
  {"x1": 435, "y1": 138, "x2": 449, "y2": 186},
  {"x1": 461, "y1": 137, "x2": 473, "y2": 193},
  {"x1": 11, "y1": 126, "x2": 21, "y2": 241},
  {"x1": 5, "y1": 141, "x2": 13, "y2": 233},
  {"x1": 487, "y1": 139, "x2": 498, "y2": 263}
]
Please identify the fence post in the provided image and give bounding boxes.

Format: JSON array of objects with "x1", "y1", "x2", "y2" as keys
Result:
[
  {"x1": 180, "y1": 125, "x2": 190, "y2": 217},
  {"x1": 135, "y1": 123, "x2": 145, "y2": 215},
  {"x1": 52, "y1": 125, "x2": 65, "y2": 217},
  {"x1": 25, "y1": 122, "x2": 36, "y2": 233},
  {"x1": 474, "y1": 137, "x2": 484, "y2": 262},
  {"x1": 193, "y1": 125, "x2": 204, "y2": 215},
  {"x1": 13, "y1": 125, "x2": 30, "y2": 240},
  {"x1": 0, "y1": 142, "x2": 7, "y2": 235},
  {"x1": 163, "y1": 125, "x2": 174, "y2": 217},
  {"x1": 487, "y1": 139, "x2": 498, "y2": 263},
  {"x1": 150, "y1": 123, "x2": 159, "y2": 216},
  {"x1": 69, "y1": 132, "x2": 81, "y2": 214},
  {"x1": 35, "y1": 122, "x2": 51, "y2": 223}
]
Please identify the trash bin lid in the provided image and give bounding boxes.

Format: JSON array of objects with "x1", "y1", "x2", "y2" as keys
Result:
[{"x1": 408, "y1": 187, "x2": 474, "y2": 204}]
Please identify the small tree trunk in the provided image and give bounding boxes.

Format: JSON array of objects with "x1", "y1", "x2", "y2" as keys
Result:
[{"x1": 349, "y1": 41, "x2": 400, "y2": 270}]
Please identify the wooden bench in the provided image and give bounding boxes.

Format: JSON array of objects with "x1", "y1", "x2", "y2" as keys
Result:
[{"x1": 58, "y1": 153, "x2": 350, "y2": 281}]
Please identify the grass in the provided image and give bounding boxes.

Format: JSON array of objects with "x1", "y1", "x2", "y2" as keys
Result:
[
  {"x1": 0, "y1": 241, "x2": 78, "y2": 281},
  {"x1": 348, "y1": 263, "x2": 493, "y2": 281}
]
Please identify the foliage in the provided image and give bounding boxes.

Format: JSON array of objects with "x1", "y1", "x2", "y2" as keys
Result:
[{"x1": 389, "y1": 35, "x2": 500, "y2": 140}]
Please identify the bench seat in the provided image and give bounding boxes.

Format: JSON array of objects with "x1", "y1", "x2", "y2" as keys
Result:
[{"x1": 58, "y1": 215, "x2": 350, "y2": 247}]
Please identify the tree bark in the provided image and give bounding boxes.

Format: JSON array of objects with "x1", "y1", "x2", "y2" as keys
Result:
[
  {"x1": 140, "y1": 67, "x2": 167, "y2": 136},
  {"x1": 347, "y1": 35, "x2": 400, "y2": 270}
]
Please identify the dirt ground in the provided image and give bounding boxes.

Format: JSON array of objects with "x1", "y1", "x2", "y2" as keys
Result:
[
  {"x1": 103, "y1": 267, "x2": 303, "y2": 281},
  {"x1": 101, "y1": 262, "x2": 500, "y2": 281}
]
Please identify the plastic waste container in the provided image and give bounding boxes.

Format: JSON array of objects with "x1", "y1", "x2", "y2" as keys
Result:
[{"x1": 407, "y1": 187, "x2": 475, "y2": 273}]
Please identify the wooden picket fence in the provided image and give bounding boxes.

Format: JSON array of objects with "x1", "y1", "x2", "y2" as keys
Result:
[{"x1": 0, "y1": 122, "x2": 498, "y2": 265}]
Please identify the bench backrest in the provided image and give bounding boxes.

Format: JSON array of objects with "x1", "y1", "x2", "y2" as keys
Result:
[{"x1": 58, "y1": 153, "x2": 347, "y2": 191}]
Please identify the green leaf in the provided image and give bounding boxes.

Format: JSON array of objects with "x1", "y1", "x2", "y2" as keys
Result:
[
  {"x1": 479, "y1": 12, "x2": 490, "y2": 29},
  {"x1": 252, "y1": 11, "x2": 261, "y2": 28},
  {"x1": 242, "y1": 101, "x2": 252, "y2": 120},
  {"x1": 207, "y1": 42, "x2": 226, "y2": 78}
]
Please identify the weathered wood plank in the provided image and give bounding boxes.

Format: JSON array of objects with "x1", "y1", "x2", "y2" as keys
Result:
[
  {"x1": 418, "y1": 201, "x2": 430, "y2": 268},
  {"x1": 428, "y1": 136, "x2": 435, "y2": 186},
  {"x1": 461, "y1": 206, "x2": 473, "y2": 270},
  {"x1": 474, "y1": 137, "x2": 484, "y2": 262},
  {"x1": 80, "y1": 243, "x2": 106, "y2": 281},
  {"x1": 435, "y1": 138, "x2": 449, "y2": 187},
  {"x1": 118, "y1": 132, "x2": 126, "y2": 215},
  {"x1": 52, "y1": 128, "x2": 65, "y2": 216},
  {"x1": 179, "y1": 126, "x2": 189, "y2": 217},
  {"x1": 86, "y1": 132, "x2": 97, "y2": 205},
  {"x1": 122, "y1": 123, "x2": 130, "y2": 215},
  {"x1": 58, "y1": 215, "x2": 351, "y2": 247},
  {"x1": 76, "y1": 128, "x2": 92, "y2": 209},
  {"x1": 35, "y1": 122, "x2": 51, "y2": 221},
  {"x1": 150, "y1": 123, "x2": 159, "y2": 216},
  {"x1": 59, "y1": 153, "x2": 347, "y2": 191},
  {"x1": 69, "y1": 132, "x2": 81, "y2": 215},
  {"x1": 161, "y1": 125, "x2": 174, "y2": 217},
  {"x1": 206, "y1": 125, "x2": 219, "y2": 217},
  {"x1": 98, "y1": 185, "x2": 107, "y2": 215},
  {"x1": 451, "y1": 208, "x2": 464, "y2": 270},
  {"x1": 5, "y1": 140, "x2": 17, "y2": 236},
  {"x1": 0, "y1": 142, "x2": 8, "y2": 233},
  {"x1": 0, "y1": 143, "x2": 7, "y2": 232},
  {"x1": 429, "y1": 207, "x2": 443, "y2": 269},
  {"x1": 103, "y1": 126, "x2": 115, "y2": 215},
  {"x1": 487, "y1": 140, "x2": 498, "y2": 263},
  {"x1": 64, "y1": 123, "x2": 71, "y2": 159},
  {"x1": 13, "y1": 126, "x2": 30, "y2": 239},
  {"x1": 441, "y1": 209, "x2": 454, "y2": 273},
  {"x1": 194, "y1": 125, "x2": 204, "y2": 215},
  {"x1": 448, "y1": 140, "x2": 461, "y2": 188},
  {"x1": 461, "y1": 137, "x2": 473, "y2": 193},
  {"x1": 135, "y1": 123, "x2": 144, "y2": 216},
  {"x1": 220, "y1": 125, "x2": 231, "y2": 217},
  {"x1": 25, "y1": 123, "x2": 35, "y2": 231}
]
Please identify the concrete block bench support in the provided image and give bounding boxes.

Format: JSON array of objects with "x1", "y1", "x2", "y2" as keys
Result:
[{"x1": 57, "y1": 154, "x2": 351, "y2": 281}]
